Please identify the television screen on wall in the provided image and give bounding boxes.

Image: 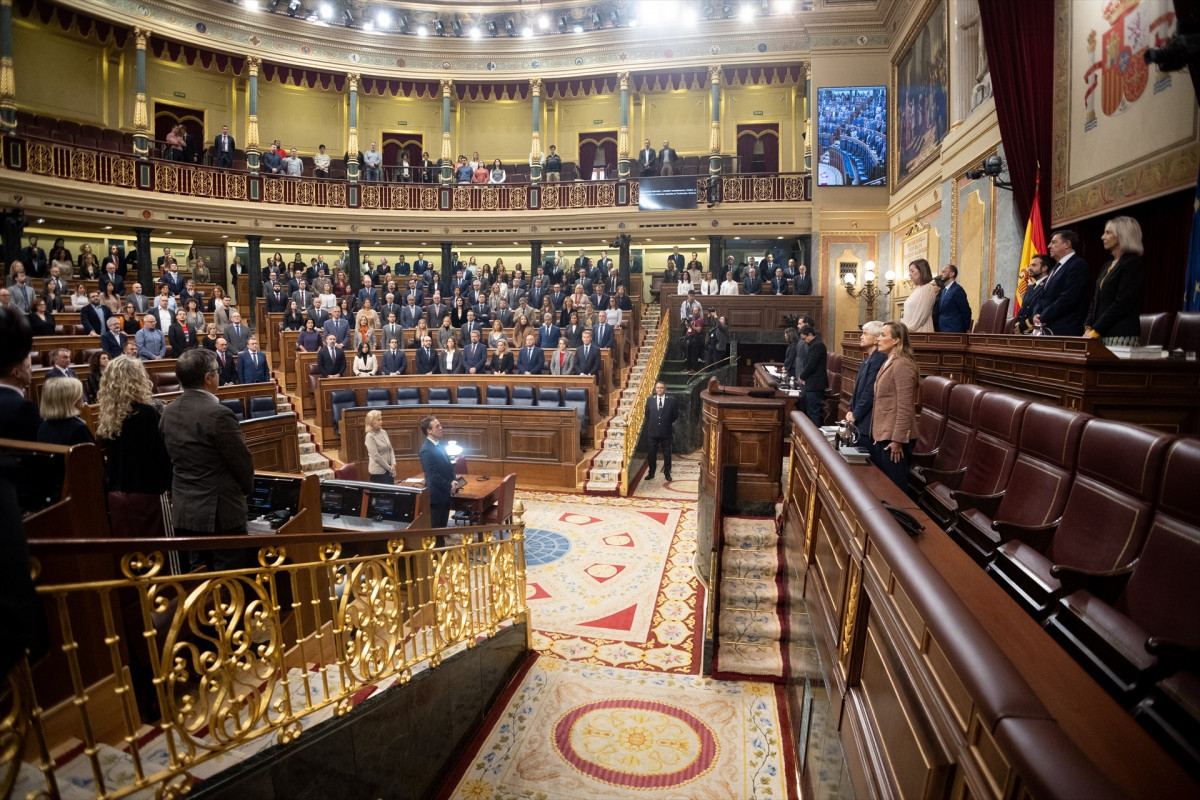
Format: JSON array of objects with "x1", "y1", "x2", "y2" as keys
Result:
[
  {"x1": 638, "y1": 175, "x2": 699, "y2": 210},
  {"x1": 816, "y1": 86, "x2": 887, "y2": 187}
]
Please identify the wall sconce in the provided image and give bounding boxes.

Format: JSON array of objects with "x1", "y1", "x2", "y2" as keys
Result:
[{"x1": 843, "y1": 261, "x2": 895, "y2": 321}]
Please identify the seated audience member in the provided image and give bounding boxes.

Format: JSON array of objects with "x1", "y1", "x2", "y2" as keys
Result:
[
  {"x1": 237, "y1": 337, "x2": 270, "y2": 384},
  {"x1": 353, "y1": 341, "x2": 378, "y2": 377},
  {"x1": 85, "y1": 350, "x2": 108, "y2": 403},
  {"x1": 168, "y1": 309, "x2": 198, "y2": 354},
  {"x1": 489, "y1": 338, "x2": 514, "y2": 374},
  {"x1": 136, "y1": 314, "x2": 166, "y2": 360},
  {"x1": 0, "y1": 309, "x2": 41, "y2": 441},
  {"x1": 37, "y1": 371, "x2": 93, "y2": 446},
  {"x1": 298, "y1": 318, "x2": 322, "y2": 352},
  {"x1": 317, "y1": 334, "x2": 347, "y2": 378},
  {"x1": 416, "y1": 335, "x2": 440, "y2": 374},
  {"x1": 381, "y1": 337, "x2": 408, "y2": 375},
  {"x1": 550, "y1": 337, "x2": 575, "y2": 375},
  {"x1": 440, "y1": 337, "x2": 464, "y2": 374},
  {"x1": 517, "y1": 333, "x2": 544, "y2": 375},
  {"x1": 213, "y1": 337, "x2": 237, "y2": 385}
]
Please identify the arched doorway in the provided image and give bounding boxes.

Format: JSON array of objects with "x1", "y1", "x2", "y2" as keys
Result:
[{"x1": 735, "y1": 124, "x2": 780, "y2": 173}]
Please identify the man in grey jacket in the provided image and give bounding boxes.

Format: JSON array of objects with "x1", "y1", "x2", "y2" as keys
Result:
[{"x1": 160, "y1": 348, "x2": 255, "y2": 571}]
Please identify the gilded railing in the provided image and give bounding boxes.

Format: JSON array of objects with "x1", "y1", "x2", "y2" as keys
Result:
[
  {"x1": 3, "y1": 134, "x2": 810, "y2": 212},
  {"x1": 620, "y1": 311, "x2": 672, "y2": 496},
  {"x1": 0, "y1": 515, "x2": 527, "y2": 800}
]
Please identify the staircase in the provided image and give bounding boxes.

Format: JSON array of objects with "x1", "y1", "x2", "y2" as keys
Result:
[
  {"x1": 712, "y1": 515, "x2": 787, "y2": 682},
  {"x1": 582, "y1": 303, "x2": 662, "y2": 493},
  {"x1": 271, "y1": 374, "x2": 335, "y2": 479}
]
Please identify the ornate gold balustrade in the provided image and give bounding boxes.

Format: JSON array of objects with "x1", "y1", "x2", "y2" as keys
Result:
[
  {"x1": 2, "y1": 134, "x2": 810, "y2": 213},
  {"x1": 620, "y1": 311, "x2": 671, "y2": 496},
  {"x1": 0, "y1": 516, "x2": 528, "y2": 800}
]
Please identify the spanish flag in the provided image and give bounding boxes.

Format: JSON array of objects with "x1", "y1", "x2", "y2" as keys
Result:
[{"x1": 1013, "y1": 170, "x2": 1047, "y2": 318}]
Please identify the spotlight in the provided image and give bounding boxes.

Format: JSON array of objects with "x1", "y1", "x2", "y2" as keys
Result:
[
  {"x1": 522, "y1": 24, "x2": 534, "y2": 36},
  {"x1": 318, "y1": 2, "x2": 333, "y2": 19},
  {"x1": 343, "y1": 8, "x2": 354, "y2": 26},
  {"x1": 740, "y1": 3, "x2": 756, "y2": 21},
  {"x1": 419, "y1": 23, "x2": 431, "y2": 35},
  {"x1": 721, "y1": 4, "x2": 734, "y2": 18},
  {"x1": 610, "y1": 9, "x2": 621, "y2": 26},
  {"x1": 591, "y1": 12, "x2": 602, "y2": 29},
  {"x1": 396, "y1": 15, "x2": 408, "y2": 31},
  {"x1": 376, "y1": 10, "x2": 391, "y2": 27},
  {"x1": 362, "y1": 19, "x2": 373, "y2": 30},
  {"x1": 504, "y1": 18, "x2": 515, "y2": 36},
  {"x1": 573, "y1": 23, "x2": 583, "y2": 33},
  {"x1": 451, "y1": 18, "x2": 462, "y2": 36},
  {"x1": 287, "y1": 0, "x2": 300, "y2": 11},
  {"x1": 469, "y1": 25, "x2": 481, "y2": 38},
  {"x1": 558, "y1": 15, "x2": 568, "y2": 33},
  {"x1": 538, "y1": 14, "x2": 550, "y2": 29},
  {"x1": 486, "y1": 20, "x2": 498, "y2": 36},
  {"x1": 243, "y1": 0, "x2": 260, "y2": 11}
]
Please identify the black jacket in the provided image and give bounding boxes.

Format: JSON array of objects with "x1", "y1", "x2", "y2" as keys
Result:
[
  {"x1": 1086, "y1": 253, "x2": 1143, "y2": 339},
  {"x1": 799, "y1": 336, "x2": 828, "y2": 394}
]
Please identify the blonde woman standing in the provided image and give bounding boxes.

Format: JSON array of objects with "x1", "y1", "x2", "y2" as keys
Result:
[
  {"x1": 899, "y1": 259, "x2": 936, "y2": 333},
  {"x1": 364, "y1": 409, "x2": 395, "y2": 485}
]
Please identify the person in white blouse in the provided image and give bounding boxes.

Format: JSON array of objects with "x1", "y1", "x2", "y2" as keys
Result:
[
  {"x1": 676, "y1": 275, "x2": 694, "y2": 296},
  {"x1": 489, "y1": 159, "x2": 507, "y2": 184},
  {"x1": 899, "y1": 259, "x2": 937, "y2": 333},
  {"x1": 698, "y1": 271, "x2": 719, "y2": 296},
  {"x1": 719, "y1": 271, "x2": 739, "y2": 295},
  {"x1": 353, "y1": 341, "x2": 378, "y2": 376}
]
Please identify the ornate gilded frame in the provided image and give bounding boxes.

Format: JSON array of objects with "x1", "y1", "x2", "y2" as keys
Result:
[{"x1": 889, "y1": 0, "x2": 949, "y2": 190}]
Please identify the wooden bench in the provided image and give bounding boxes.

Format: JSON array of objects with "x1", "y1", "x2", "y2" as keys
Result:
[{"x1": 339, "y1": 405, "x2": 583, "y2": 489}]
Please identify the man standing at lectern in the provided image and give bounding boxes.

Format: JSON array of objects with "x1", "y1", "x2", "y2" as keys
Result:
[{"x1": 644, "y1": 381, "x2": 678, "y2": 482}]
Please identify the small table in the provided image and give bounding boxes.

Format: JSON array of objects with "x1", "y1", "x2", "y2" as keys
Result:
[{"x1": 402, "y1": 474, "x2": 504, "y2": 522}]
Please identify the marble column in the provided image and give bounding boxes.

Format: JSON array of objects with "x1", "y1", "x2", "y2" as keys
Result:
[
  {"x1": 617, "y1": 72, "x2": 631, "y2": 180},
  {"x1": 708, "y1": 65, "x2": 723, "y2": 179},
  {"x1": 439, "y1": 80, "x2": 453, "y2": 185},
  {"x1": 529, "y1": 240, "x2": 542, "y2": 273},
  {"x1": 346, "y1": 72, "x2": 360, "y2": 182},
  {"x1": 708, "y1": 235, "x2": 724, "y2": 279},
  {"x1": 245, "y1": 234, "x2": 261, "y2": 324},
  {"x1": 617, "y1": 234, "x2": 631, "y2": 288},
  {"x1": 346, "y1": 239, "x2": 361, "y2": 289},
  {"x1": 133, "y1": 227, "x2": 153, "y2": 290},
  {"x1": 0, "y1": 0, "x2": 15, "y2": 131},
  {"x1": 439, "y1": 241, "x2": 453, "y2": 296},
  {"x1": 132, "y1": 28, "x2": 150, "y2": 158},
  {"x1": 529, "y1": 78, "x2": 543, "y2": 184},
  {"x1": 245, "y1": 57, "x2": 261, "y2": 173}
]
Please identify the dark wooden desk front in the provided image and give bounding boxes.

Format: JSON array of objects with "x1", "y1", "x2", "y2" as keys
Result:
[{"x1": 838, "y1": 331, "x2": 1200, "y2": 434}]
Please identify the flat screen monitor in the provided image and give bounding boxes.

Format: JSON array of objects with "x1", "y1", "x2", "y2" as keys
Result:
[
  {"x1": 320, "y1": 484, "x2": 363, "y2": 517},
  {"x1": 248, "y1": 475, "x2": 302, "y2": 516},
  {"x1": 637, "y1": 175, "x2": 698, "y2": 210},
  {"x1": 816, "y1": 86, "x2": 887, "y2": 187},
  {"x1": 365, "y1": 489, "x2": 417, "y2": 523}
]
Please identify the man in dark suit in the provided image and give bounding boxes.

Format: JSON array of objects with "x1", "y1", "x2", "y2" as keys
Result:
[
  {"x1": 159, "y1": 348, "x2": 255, "y2": 571},
  {"x1": 214, "y1": 124, "x2": 236, "y2": 168},
  {"x1": 639, "y1": 139, "x2": 657, "y2": 177},
  {"x1": 1014, "y1": 254, "x2": 1052, "y2": 333},
  {"x1": 462, "y1": 329, "x2": 488, "y2": 374},
  {"x1": 937, "y1": 264, "x2": 973, "y2": 333},
  {"x1": 413, "y1": 252, "x2": 431, "y2": 278},
  {"x1": 266, "y1": 283, "x2": 289, "y2": 313},
  {"x1": 223, "y1": 312, "x2": 251, "y2": 353},
  {"x1": 213, "y1": 337, "x2": 238, "y2": 385},
  {"x1": 357, "y1": 276, "x2": 379, "y2": 310},
  {"x1": 1034, "y1": 229, "x2": 1090, "y2": 337},
  {"x1": 236, "y1": 337, "x2": 270, "y2": 384},
  {"x1": 769, "y1": 268, "x2": 790, "y2": 296},
  {"x1": 419, "y1": 415, "x2": 457, "y2": 529},
  {"x1": 460, "y1": 310, "x2": 484, "y2": 343},
  {"x1": 322, "y1": 306, "x2": 351, "y2": 349},
  {"x1": 167, "y1": 310, "x2": 198, "y2": 355},
  {"x1": 20, "y1": 236, "x2": 46, "y2": 278},
  {"x1": 589, "y1": 288, "x2": 609, "y2": 312},
  {"x1": 538, "y1": 314, "x2": 561, "y2": 348},
  {"x1": 658, "y1": 140, "x2": 679, "y2": 176},
  {"x1": 592, "y1": 313, "x2": 615, "y2": 349},
  {"x1": 846, "y1": 322, "x2": 888, "y2": 441},
  {"x1": 426, "y1": 293, "x2": 448, "y2": 328},
  {"x1": 0, "y1": 309, "x2": 42, "y2": 440},
  {"x1": 575, "y1": 330, "x2": 600, "y2": 378},
  {"x1": 741, "y1": 268, "x2": 763, "y2": 296},
  {"x1": 399, "y1": 297, "x2": 423, "y2": 328},
  {"x1": 102, "y1": 244, "x2": 124, "y2": 277},
  {"x1": 80, "y1": 292, "x2": 111, "y2": 335},
  {"x1": 415, "y1": 335, "x2": 441, "y2": 374},
  {"x1": 494, "y1": 301, "x2": 515, "y2": 328},
  {"x1": 317, "y1": 334, "x2": 347, "y2": 378},
  {"x1": 46, "y1": 349, "x2": 77, "y2": 380},
  {"x1": 528, "y1": 278, "x2": 547, "y2": 312},
  {"x1": 381, "y1": 337, "x2": 408, "y2": 375},
  {"x1": 306, "y1": 297, "x2": 329, "y2": 328},
  {"x1": 101, "y1": 318, "x2": 127, "y2": 358},
  {"x1": 797, "y1": 325, "x2": 827, "y2": 427},
  {"x1": 597, "y1": 251, "x2": 614, "y2": 277},
  {"x1": 792, "y1": 262, "x2": 813, "y2": 296},
  {"x1": 644, "y1": 382, "x2": 678, "y2": 481},
  {"x1": 99, "y1": 263, "x2": 125, "y2": 297},
  {"x1": 516, "y1": 334, "x2": 544, "y2": 375}
]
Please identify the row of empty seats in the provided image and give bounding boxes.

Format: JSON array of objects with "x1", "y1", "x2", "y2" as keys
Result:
[
  {"x1": 220, "y1": 395, "x2": 282, "y2": 421},
  {"x1": 329, "y1": 384, "x2": 588, "y2": 434},
  {"x1": 1139, "y1": 311, "x2": 1200, "y2": 352},
  {"x1": 908, "y1": 377, "x2": 1199, "y2": 775}
]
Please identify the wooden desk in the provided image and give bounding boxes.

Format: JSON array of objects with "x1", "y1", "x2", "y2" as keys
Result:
[
  {"x1": 839, "y1": 331, "x2": 1200, "y2": 434},
  {"x1": 660, "y1": 288, "x2": 825, "y2": 336},
  {"x1": 452, "y1": 475, "x2": 504, "y2": 518}
]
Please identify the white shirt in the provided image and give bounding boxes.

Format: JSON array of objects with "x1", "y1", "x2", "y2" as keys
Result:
[
  {"x1": 445, "y1": 350, "x2": 455, "y2": 369},
  {"x1": 314, "y1": 152, "x2": 331, "y2": 169},
  {"x1": 719, "y1": 280, "x2": 739, "y2": 295},
  {"x1": 699, "y1": 279, "x2": 719, "y2": 296},
  {"x1": 676, "y1": 279, "x2": 694, "y2": 295}
]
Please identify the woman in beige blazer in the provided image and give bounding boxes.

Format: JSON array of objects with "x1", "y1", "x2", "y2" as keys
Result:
[
  {"x1": 364, "y1": 409, "x2": 395, "y2": 485},
  {"x1": 871, "y1": 320, "x2": 921, "y2": 492}
]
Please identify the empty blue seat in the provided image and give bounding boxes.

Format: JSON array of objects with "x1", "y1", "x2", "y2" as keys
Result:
[
  {"x1": 537, "y1": 387, "x2": 562, "y2": 407},
  {"x1": 563, "y1": 388, "x2": 588, "y2": 427},
  {"x1": 330, "y1": 389, "x2": 357, "y2": 434},
  {"x1": 457, "y1": 385, "x2": 479, "y2": 404},
  {"x1": 366, "y1": 387, "x2": 392, "y2": 407},
  {"x1": 395, "y1": 387, "x2": 420, "y2": 406},
  {"x1": 220, "y1": 398, "x2": 245, "y2": 421},
  {"x1": 248, "y1": 396, "x2": 276, "y2": 419},
  {"x1": 428, "y1": 387, "x2": 452, "y2": 404},
  {"x1": 486, "y1": 385, "x2": 509, "y2": 405},
  {"x1": 511, "y1": 385, "x2": 535, "y2": 406}
]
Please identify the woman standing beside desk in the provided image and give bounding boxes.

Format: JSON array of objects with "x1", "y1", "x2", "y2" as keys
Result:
[
  {"x1": 871, "y1": 321, "x2": 920, "y2": 493},
  {"x1": 364, "y1": 410, "x2": 395, "y2": 485}
]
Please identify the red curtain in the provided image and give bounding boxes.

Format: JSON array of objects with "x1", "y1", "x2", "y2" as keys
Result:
[
  {"x1": 736, "y1": 125, "x2": 778, "y2": 173},
  {"x1": 978, "y1": 0, "x2": 1055, "y2": 229}
]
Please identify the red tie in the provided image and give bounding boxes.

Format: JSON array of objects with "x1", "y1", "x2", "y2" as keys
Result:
[
  {"x1": 560, "y1": 352, "x2": 565, "y2": 367},
  {"x1": 219, "y1": 353, "x2": 225, "y2": 366}
]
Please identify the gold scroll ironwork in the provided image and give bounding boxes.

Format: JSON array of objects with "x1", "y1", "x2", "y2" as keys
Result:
[{"x1": 621, "y1": 311, "x2": 671, "y2": 495}]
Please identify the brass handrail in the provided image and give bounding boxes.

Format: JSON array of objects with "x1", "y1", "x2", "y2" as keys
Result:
[
  {"x1": 620, "y1": 310, "x2": 672, "y2": 496},
  {"x1": 1, "y1": 512, "x2": 528, "y2": 800}
]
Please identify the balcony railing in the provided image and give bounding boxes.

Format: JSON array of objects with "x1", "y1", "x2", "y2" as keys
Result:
[{"x1": 3, "y1": 134, "x2": 811, "y2": 212}]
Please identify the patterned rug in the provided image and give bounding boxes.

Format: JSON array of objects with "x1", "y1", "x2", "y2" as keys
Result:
[
  {"x1": 713, "y1": 516, "x2": 788, "y2": 682},
  {"x1": 516, "y1": 491, "x2": 704, "y2": 675},
  {"x1": 631, "y1": 452, "x2": 703, "y2": 500},
  {"x1": 440, "y1": 658, "x2": 797, "y2": 800}
]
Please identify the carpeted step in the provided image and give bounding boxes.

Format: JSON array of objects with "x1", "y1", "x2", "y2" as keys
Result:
[
  {"x1": 723, "y1": 521, "x2": 779, "y2": 551},
  {"x1": 718, "y1": 608, "x2": 783, "y2": 643},
  {"x1": 721, "y1": 578, "x2": 780, "y2": 611},
  {"x1": 714, "y1": 641, "x2": 784, "y2": 676},
  {"x1": 721, "y1": 549, "x2": 781, "y2": 581}
]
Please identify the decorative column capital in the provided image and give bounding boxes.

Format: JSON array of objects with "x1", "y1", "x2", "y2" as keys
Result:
[
  {"x1": 133, "y1": 27, "x2": 149, "y2": 49},
  {"x1": 347, "y1": 72, "x2": 360, "y2": 92},
  {"x1": 618, "y1": 71, "x2": 630, "y2": 91},
  {"x1": 708, "y1": 65, "x2": 722, "y2": 84},
  {"x1": 246, "y1": 55, "x2": 260, "y2": 76},
  {"x1": 440, "y1": 78, "x2": 454, "y2": 97},
  {"x1": 529, "y1": 77, "x2": 542, "y2": 95}
]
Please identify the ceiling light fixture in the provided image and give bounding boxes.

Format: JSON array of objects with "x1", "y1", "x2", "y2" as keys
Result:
[
  {"x1": 419, "y1": 23, "x2": 430, "y2": 36},
  {"x1": 539, "y1": 14, "x2": 550, "y2": 29},
  {"x1": 469, "y1": 25, "x2": 481, "y2": 38},
  {"x1": 740, "y1": 3, "x2": 756, "y2": 21},
  {"x1": 243, "y1": 0, "x2": 260, "y2": 11},
  {"x1": 362, "y1": 19, "x2": 374, "y2": 31},
  {"x1": 610, "y1": 10, "x2": 621, "y2": 26},
  {"x1": 573, "y1": 23, "x2": 584, "y2": 33},
  {"x1": 504, "y1": 19, "x2": 516, "y2": 35},
  {"x1": 522, "y1": 24, "x2": 533, "y2": 36},
  {"x1": 318, "y1": 2, "x2": 332, "y2": 20},
  {"x1": 485, "y1": 20, "x2": 498, "y2": 36},
  {"x1": 376, "y1": 10, "x2": 391, "y2": 27},
  {"x1": 591, "y1": 12, "x2": 602, "y2": 29},
  {"x1": 434, "y1": 19, "x2": 445, "y2": 35}
]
